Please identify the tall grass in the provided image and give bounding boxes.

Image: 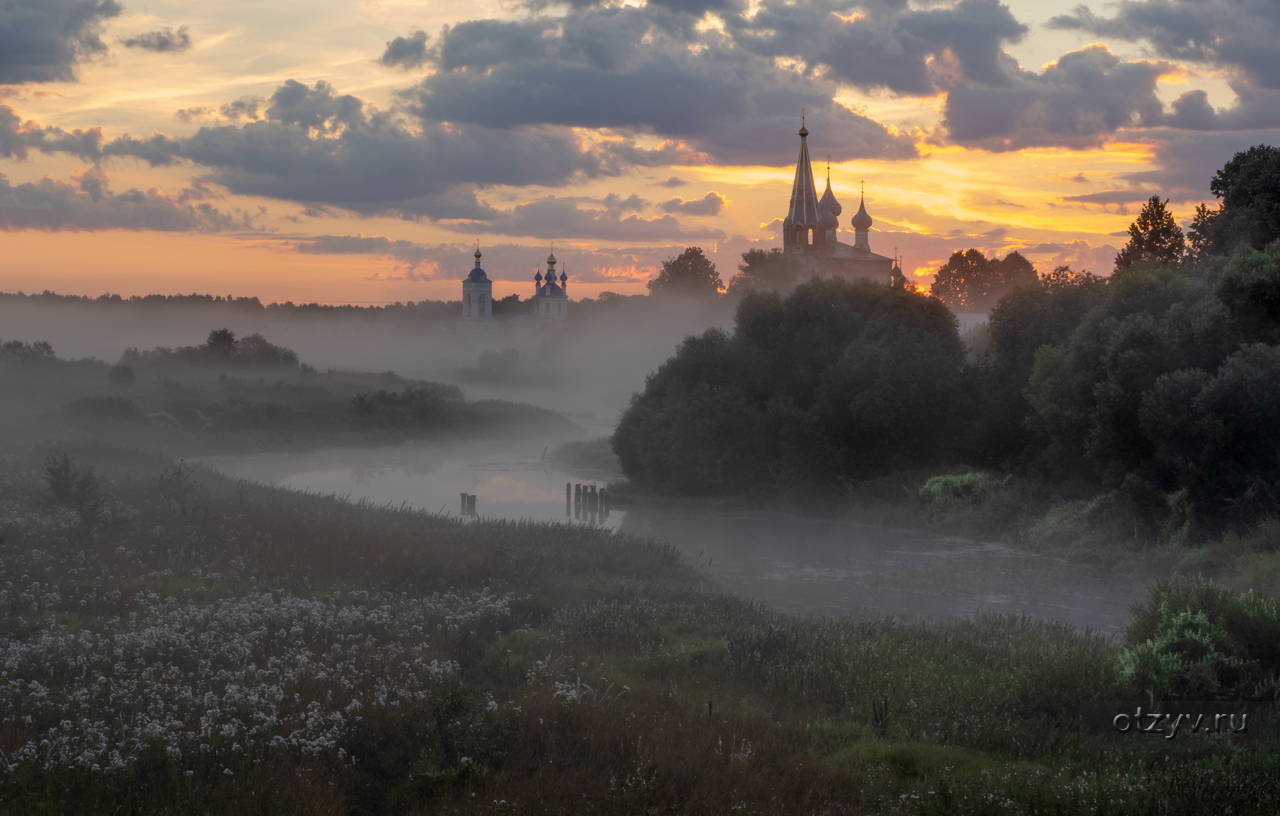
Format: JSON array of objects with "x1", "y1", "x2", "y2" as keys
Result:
[{"x1": 1, "y1": 451, "x2": 1277, "y2": 814}]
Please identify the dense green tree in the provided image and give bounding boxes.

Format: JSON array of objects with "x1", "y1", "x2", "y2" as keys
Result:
[
  {"x1": 726, "y1": 248, "x2": 804, "y2": 296},
  {"x1": 614, "y1": 277, "x2": 968, "y2": 495},
  {"x1": 931, "y1": 250, "x2": 1038, "y2": 313},
  {"x1": 646, "y1": 246, "x2": 723, "y2": 297},
  {"x1": 1114, "y1": 197, "x2": 1186, "y2": 271},
  {"x1": 1195, "y1": 145, "x2": 1280, "y2": 253}
]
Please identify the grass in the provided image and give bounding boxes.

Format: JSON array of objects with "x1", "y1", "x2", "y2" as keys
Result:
[{"x1": 1, "y1": 447, "x2": 1278, "y2": 813}]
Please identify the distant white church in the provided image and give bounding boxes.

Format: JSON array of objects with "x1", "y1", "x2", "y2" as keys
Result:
[
  {"x1": 458, "y1": 246, "x2": 569, "y2": 328},
  {"x1": 458, "y1": 247, "x2": 494, "y2": 329},
  {"x1": 532, "y1": 250, "x2": 568, "y2": 322}
]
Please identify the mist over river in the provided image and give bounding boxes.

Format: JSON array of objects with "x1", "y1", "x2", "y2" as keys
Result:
[{"x1": 200, "y1": 440, "x2": 1142, "y2": 634}]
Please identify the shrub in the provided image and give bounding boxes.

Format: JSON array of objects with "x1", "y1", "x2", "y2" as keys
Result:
[{"x1": 1120, "y1": 577, "x2": 1280, "y2": 701}]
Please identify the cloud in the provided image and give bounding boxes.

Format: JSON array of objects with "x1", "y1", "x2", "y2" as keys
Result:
[
  {"x1": 292, "y1": 236, "x2": 697, "y2": 284},
  {"x1": 656, "y1": 176, "x2": 686, "y2": 188},
  {"x1": 0, "y1": 167, "x2": 255, "y2": 232},
  {"x1": 1048, "y1": 1, "x2": 1280, "y2": 90},
  {"x1": 406, "y1": 6, "x2": 917, "y2": 165},
  {"x1": 219, "y1": 97, "x2": 267, "y2": 121},
  {"x1": 1049, "y1": 1, "x2": 1280, "y2": 130},
  {"x1": 89, "y1": 80, "x2": 611, "y2": 222},
  {"x1": 942, "y1": 46, "x2": 1175, "y2": 151},
  {"x1": 379, "y1": 30, "x2": 432, "y2": 70},
  {"x1": 120, "y1": 26, "x2": 192, "y2": 54},
  {"x1": 450, "y1": 195, "x2": 727, "y2": 242},
  {"x1": 0, "y1": 0, "x2": 121, "y2": 83},
  {"x1": 659, "y1": 191, "x2": 726, "y2": 216},
  {"x1": 175, "y1": 106, "x2": 215, "y2": 123},
  {"x1": 1020, "y1": 238, "x2": 1117, "y2": 273},
  {"x1": 0, "y1": 103, "x2": 103, "y2": 160},
  {"x1": 730, "y1": 0, "x2": 1028, "y2": 96}
]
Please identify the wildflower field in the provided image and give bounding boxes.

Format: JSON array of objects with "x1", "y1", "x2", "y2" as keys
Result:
[{"x1": 1, "y1": 446, "x2": 1278, "y2": 815}]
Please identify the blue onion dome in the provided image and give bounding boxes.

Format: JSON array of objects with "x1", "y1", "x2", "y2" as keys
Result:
[
  {"x1": 818, "y1": 178, "x2": 842, "y2": 217},
  {"x1": 559, "y1": 270, "x2": 567, "y2": 283},
  {"x1": 819, "y1": 206, "x2": 838, "y2": 229},
  {"x1": 850, "y1": 195, "x2": 873, "y2": 230},
  {"x1": 467, "y1": 247, "x2": 489, "y2": 282},
  {"x1": 535, "y1": 270, "x2": 543, "y2": 282}
]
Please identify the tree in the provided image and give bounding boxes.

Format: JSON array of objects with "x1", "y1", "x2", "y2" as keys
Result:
[
  {"x1": 204, "y1": 328, "x2": 239, "y2": 358},
  {"x1": 1194, "y1": 145, "x2": 1280, "y2": 253},
  {"x1": 1114, "y1": 196, "x2": 1186, "y2": 271},
  {"x1": 727, "y1": 248, "x2": 803, "y2": 296},
  {"x1": 930, "y1": 249, "x2": 1038, "y2": 313},
  {"x1": 647, "y1": 247, "x2": 723, "y2": 297}
]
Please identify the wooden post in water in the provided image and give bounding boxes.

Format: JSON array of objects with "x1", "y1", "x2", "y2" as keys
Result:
[
  {"x1": 565, "y1": 482, "x2": 571, "y2": 517},
  {"x1": 468, "y1": 494, "x2": 477, "y2": 516}
]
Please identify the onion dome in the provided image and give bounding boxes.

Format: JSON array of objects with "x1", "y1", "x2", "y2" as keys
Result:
[
  {"x1": 535, "y1": 270, "x2": 543, "y2": 283},
  {"x1": 819, "y1": 207, "x2": 838, "y2": 230},
  {"x1": 850, "y1": 194, "x2": 873, "y2": 230},
  {"x1": 547, "y1": 250, "x2": 557, "y2": 266},
  {"x1": 559, "y1": 270, "x2": 567, "y2": 283},
  {"x1": 818, "y1": 177, "x2": 842, "y2": 217},
  {"x1": 467, "y1": 247, "x2": 489, "y2": 282}
]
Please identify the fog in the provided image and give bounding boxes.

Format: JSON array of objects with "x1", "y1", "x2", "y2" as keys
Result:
[{"x1": 0, "y1": 293, "x2": 732, "y2": 431}]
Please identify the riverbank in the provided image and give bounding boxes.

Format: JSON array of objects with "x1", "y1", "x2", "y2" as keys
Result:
[{"x1": 3, "y1": 446, "x2": 1278, "y2": 815}]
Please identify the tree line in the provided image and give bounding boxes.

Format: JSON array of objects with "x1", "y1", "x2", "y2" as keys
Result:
[{"x1": 615, "y1": 144, "x2": 1280, "y2": 543}]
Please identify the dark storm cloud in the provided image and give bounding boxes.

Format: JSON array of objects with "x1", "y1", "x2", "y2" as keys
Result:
[
  {"x1": 409, "y1": 5, "x2": 916, "y2": 165},
  {"x1": 0, "y1": 0, "x2": 120, "y2": 83},
  {"x1": 219, "y1": 97, "x2": 267, "y2": 121},
  {"x1": 941, "y1": 46, "x2": 1174, "y2": 150},
  {"x1": 0, "y1": 167, "x2": 254, "y2": 232},
  {"x1": 728, "y1": 0, "x2": 1027, "y2": 96},
  {"x1": 659, "y1": 192, "x2": 726, "y2": 216},
  {"x1": 379, "y1": 30, "x2": 431, "y2": 70},
  {"x1": 120, "y1": 26, "x2": 191, "y2": 53}
]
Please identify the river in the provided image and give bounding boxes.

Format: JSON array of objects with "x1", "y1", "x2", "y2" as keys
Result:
[{"x1": 199, "y1": 440, "x2": 1142, "y2": 635}]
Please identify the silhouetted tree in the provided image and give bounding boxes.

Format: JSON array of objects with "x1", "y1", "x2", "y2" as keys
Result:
[
  {"x1": 205, "y1": 328, "x2": 240, "y2": 358},
  {"x1": 1191, "y1": 145, "x2": 1280, "y2": 254},
  {"x1": 647, "y1": 247, "x2": 723, "y2": 297},
  {"x1": 1114, "y1": 197, "x2": 1185, "y2": 270},
  {"x1": 931, "y1": 249, "x2": 1038, "y2": 313},
  {"x1": 727, "y1": 248, "x2": 803, "y2": 296}
]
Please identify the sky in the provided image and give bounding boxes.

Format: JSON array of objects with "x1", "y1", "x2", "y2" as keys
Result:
[{"x1": 1, "y1": 0, "x2": 1277, "y2": 304}]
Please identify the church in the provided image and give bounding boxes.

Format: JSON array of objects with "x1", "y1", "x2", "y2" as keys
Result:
[
  {"x1": 458, "y1": 246, "x2": 569, "y2": 329},
  {"x1": 782, "y1": 119, "x2": 902, "y2": 286}
]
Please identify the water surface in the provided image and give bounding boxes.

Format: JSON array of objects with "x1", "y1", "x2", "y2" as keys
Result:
[{"x1": 201, "y1": 442, "x2": 1141, "y2": 634}]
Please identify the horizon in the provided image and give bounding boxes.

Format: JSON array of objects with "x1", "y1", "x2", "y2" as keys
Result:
[{"x1": 3, "y1": 0, "x2": 1277, "y2": 305}]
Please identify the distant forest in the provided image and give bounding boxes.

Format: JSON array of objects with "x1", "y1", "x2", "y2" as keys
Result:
[{"x1": 615, "y1": 145, "x2": 1280, "y2": 544}]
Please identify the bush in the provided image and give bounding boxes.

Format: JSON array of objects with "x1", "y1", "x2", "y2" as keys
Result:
[
  {"x1": 1120, "y1": 577, "x2": 1280, "y2": 701},
  {"x1": 63, "y1": 396, "x2": 145, "y2": 423}
]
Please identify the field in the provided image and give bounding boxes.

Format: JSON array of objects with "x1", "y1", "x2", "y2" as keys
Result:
[{"x1": 2, "y1": 443, "x2": 1278, "y2": 815}]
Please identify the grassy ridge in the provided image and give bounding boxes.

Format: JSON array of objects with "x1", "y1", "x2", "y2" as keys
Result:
[{"x1": 1, "y1": 448, "x2": 1277, "y2": 814}]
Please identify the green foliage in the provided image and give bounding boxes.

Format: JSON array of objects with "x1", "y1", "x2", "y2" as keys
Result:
[
  {"x1": 1120, "y1": 577, "x2": 1280, "y2": 702},
  {"x1": 930, "y1": 249, "x2": 1038, "y2": 313},
  {"x1": 0, "y1": 338, "x2": 56, "y2": 365},
  {"x1": 614, "y1": 277, "x2": 969, "y2": 495},
  {"x1": 107, "y1": 362, "x2": 136, "y2": 388},
  {"x1": 726, "y1": 247, "x2": 804, "y2": 296},
  {"x1": 919, "y1": 472, "x2": 1008, "y2": 514},
  {"x1": 121, "y1": 328, "x2": 300, "y2": 369},
  {"x1": 43, "y1": 453, "x2": 99, "y2": 519},
  {"x1": 1196, "y1": 144, "x2": 1280, "y2": 253},
  {"x1": 1114, "y1": 197, "x2": 1186, "y2": 271},
  {"x1": 645, "y1": 246, "x2": 723, "y2": 297}
]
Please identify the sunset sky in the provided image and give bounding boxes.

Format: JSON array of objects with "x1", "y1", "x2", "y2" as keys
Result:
[{"x1": 2, "y1": 0, "x2": 1277, "y2": 304}]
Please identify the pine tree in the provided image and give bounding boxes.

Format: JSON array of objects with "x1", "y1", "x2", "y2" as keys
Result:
[{"x1": 1114, "y1": 196, "x2": 1186, "y2": 271}]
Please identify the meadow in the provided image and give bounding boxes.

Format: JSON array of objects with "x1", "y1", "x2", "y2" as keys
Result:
[{"x1": 2, "y1": 443, "x2": 1278, "y2": 815}]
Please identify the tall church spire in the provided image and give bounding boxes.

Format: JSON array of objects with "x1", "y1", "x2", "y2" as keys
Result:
[{"x1": 785, "y1": 115, "x2": 820, "y2": 238}]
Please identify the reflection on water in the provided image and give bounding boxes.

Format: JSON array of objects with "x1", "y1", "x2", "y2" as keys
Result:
[
  {"x1": 200, "y1": 442, "x2": 1142, "y2": 633},
  {"x1": 622, "y1": 508, "x2": 1141, "y2": 635},
  {"x1": 198, "y1": 441, "x2": 622, "y2": 529}
]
